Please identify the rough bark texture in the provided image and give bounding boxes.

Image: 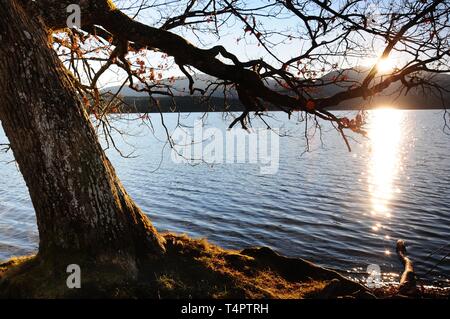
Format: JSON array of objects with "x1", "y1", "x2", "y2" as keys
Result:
[{"x1": 0, "y1": 0, "x2": 165, "y2": 272}]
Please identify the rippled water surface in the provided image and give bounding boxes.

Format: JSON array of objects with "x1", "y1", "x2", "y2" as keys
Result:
[{"x1": 0, "y1": 110, "x2": 449, "y2": 285}]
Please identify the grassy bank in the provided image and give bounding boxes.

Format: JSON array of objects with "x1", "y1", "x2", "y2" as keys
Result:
[{"x1": 0, "y1": 233, "x2": 448, "y2": 299}]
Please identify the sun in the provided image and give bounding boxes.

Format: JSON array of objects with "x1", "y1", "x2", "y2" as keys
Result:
[
  {"x1": 361, "y1": 57, "x2": 396, "y2": 74},
  {"x1": 376, "y1": 58, "x2": 395, "y2": 73}
]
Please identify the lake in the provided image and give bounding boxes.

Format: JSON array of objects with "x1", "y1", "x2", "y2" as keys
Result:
[{"x1": 0, "y1": 109, "x2": 449, "y2": 287}]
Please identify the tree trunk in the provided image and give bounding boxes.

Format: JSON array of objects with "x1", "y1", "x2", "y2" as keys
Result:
[{"x1": 0, "y1": 0, "x2": 165, "y2": 274}]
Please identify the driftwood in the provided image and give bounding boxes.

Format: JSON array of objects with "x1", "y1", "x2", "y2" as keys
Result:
[{"x1": 396, "y1": 240, "x2": 418, "y2": 296}]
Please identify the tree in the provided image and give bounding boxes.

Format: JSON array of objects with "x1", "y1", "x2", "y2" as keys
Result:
[
  {"x1": 0, "y1": 0, "x2": 448, "y2": 296},
  {"x1": 0, "y1": 0, "x2": 166, "y2": 277}
]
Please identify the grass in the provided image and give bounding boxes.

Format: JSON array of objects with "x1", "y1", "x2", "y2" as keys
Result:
[{"x1": 145, "y1": 234, "x2": 343, "y2": 299}]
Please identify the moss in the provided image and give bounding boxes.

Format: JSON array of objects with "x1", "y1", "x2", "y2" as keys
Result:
[{"x1": 1, "y1": 233, "x2": 444, "y2": 299}]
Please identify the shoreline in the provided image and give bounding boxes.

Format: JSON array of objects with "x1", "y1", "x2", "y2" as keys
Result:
[{"x1": 1, "y1": 233, "x2": 448, "y2": 299}]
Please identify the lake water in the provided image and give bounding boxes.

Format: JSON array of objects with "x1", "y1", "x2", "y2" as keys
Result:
[{"x1": 0, "y1": 110, "x2": 449, "y2": 286}]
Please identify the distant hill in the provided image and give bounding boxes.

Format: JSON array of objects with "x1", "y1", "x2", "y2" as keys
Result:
[
  {"x1": 104, "y1": 74, "x2": 240, "y2": 99},
  {"x1": 102, "y1": 69, "x2": 450, "y2": 113},
  {"x1": 318, "y1": 68, "x2": 450, "y2": 110}
]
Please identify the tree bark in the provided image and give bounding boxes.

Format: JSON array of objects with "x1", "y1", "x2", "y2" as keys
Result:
[{"x1": 0, "y1": 0, "x2": 165, "y2": 273}]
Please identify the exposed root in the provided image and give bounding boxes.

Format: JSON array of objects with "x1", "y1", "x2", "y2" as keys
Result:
[{"x1": 396, "y1": 239, "x2": 418, "y2": 296}]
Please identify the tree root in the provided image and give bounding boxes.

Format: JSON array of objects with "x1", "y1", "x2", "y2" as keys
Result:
[{"x1": 396, "y1": 239, "x2": 418, "y2": 296}]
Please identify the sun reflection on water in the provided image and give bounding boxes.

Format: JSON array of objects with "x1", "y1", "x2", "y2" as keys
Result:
[{"x1": 367, "y1": 108, "x2": 404, "y2": 228}]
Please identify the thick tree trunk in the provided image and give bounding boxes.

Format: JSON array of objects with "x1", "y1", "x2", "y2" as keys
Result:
[{"x1": 0, "y1": 0, "x2": 165, "y2": 273}]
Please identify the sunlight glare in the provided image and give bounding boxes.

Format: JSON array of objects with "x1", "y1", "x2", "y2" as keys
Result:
[{"x1": 368, "y1": 108, "x2": 404, "y2": 226}]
